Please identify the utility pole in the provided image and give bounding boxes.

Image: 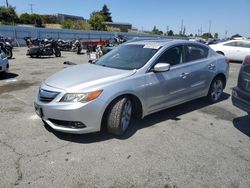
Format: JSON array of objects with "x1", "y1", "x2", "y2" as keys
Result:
[
  {"x1": 180, "y1": 19, "x2": 183, "y2": 35},
  {"x1": 29, "y1": 4, "x2": 33, "y2": 14},
  {"x1": 6, "y1": 0, "x2": 8, "y2": 7},
  {"x1": 225, "y1": 30, "x2": 228, "y2": 39},
  {"x1": 209, "y1": 20, "x2": 212, "y2": 33}
]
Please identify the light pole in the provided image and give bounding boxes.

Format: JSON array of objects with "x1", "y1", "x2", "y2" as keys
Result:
[{"x1": 29, "y1": 4, "x2": 33, "y2": 14}]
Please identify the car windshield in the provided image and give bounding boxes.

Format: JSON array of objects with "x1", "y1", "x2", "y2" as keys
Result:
[{"x1": 96, "y1": 44, "x2": 159, "y2": 70}]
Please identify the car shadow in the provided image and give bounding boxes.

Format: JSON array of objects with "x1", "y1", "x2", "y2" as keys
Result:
[
  {"x1": 29, "y1": 56, "x2": 64, "y2": 59},
  {"x1": 233, "y1": 115, "x2": 250, "y2": 137},
  {"x1": 0, "y1": 72, "x2": 18, "y2": 80},
  {"x1": 47, "y1": 93, "x2": 230, "y2": 143}
]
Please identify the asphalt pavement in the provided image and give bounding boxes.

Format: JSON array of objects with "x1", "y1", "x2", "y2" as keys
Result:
[{"x1": 0, "y1": 47, "x2": 249, "y2": 188}]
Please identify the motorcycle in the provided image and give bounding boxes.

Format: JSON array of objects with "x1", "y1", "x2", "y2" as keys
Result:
[
  {"x1": 57, "y1": 39, "x2": 73, "y2": 51},
  {"x1": 26, "y1": 40, "x2": 61, "y2": 58},
  {"x1": 0, "y1": 36, "x2": 13, "y2": 59},
  {"x1": 72, "y1": 40, "x2": 82, "y2": 54}
]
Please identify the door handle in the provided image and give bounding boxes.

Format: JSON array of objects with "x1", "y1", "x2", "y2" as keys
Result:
[
  {"x1": 180, "y1": 72, "x2": 190, "y2": 79},
  {"x1": 208, "y1": 63, "x2": 215, "y2": 70}
]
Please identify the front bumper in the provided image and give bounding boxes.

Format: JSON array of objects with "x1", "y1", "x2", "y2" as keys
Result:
[
  {"x1": 34, "y1": 85, "x2": 106, "y2": 134},
  {"x1": 232, "y1": 87, "x2": 250, "y2": 114}
]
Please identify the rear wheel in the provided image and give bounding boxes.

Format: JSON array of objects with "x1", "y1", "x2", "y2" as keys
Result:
[
  {"x1": 55, "y1": 50, "x2": 61, "y2": 57},
  {"x1": 207, "y1": 77, "x2": 224, "y2": 103},
  {"x1": 6, "y1": 49, "x2": 13, "y2": 59},
  {"x1": 107, "y1": 97, "x2": 133, "y2": 135}
]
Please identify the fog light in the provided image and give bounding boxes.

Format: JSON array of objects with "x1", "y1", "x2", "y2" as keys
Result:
[{"x1": 73, "y1": 122, "x2": 86, "y2": 128}]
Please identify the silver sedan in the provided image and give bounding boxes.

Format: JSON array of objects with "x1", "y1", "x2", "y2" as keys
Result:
[{"x1": 34, "y1": 39, "x2": 229, "y2": 135}]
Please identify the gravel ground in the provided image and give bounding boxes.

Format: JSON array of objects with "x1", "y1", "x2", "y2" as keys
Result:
[{"x1": 0, "y1": 47, "x2": 249, "y2": 188}]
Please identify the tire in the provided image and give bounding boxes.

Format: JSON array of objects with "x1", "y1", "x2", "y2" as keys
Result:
[
  {"x1": 207, "y1": 77, "x2": 224, "y2": 103},
  {"x1": 107, "y1": 97, "x2": 133, "y2": 135},
  {"x1": 55, "y1": 50, "x2": 61, "y2": 57},
  {"x1": 6, "y1": 49, "x2": 13, "y2": 59}
]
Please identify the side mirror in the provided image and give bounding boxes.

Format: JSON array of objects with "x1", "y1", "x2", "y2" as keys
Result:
[{"x1": 153, "y1": 63, "x2": 170, "y2": 72}]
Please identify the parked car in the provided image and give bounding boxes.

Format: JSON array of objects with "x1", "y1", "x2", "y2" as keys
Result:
[
  {"x1": 232, "y1": 55, "x2": 250, "y2": 116},
  {"x1": 0, "y1": 45, "x2": 9, "y2": 74},
  {"x1": 34, "y1": 39, "x2": 229, "y2": 135},
  {"x1": 210, "y1": 39, "x2": 250, "y2": 61}
]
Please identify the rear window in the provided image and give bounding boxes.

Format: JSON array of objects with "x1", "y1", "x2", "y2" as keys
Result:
[{"x1": 185, "y1": 44, "x2": 209, "y2": 62}]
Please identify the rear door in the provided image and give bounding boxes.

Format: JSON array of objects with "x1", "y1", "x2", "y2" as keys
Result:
[
  {"x1": 221, "y1": 41, "x2": 238, "y2": 60},
  {"x1": 184, "y1": 44, "x2": 215, "y2": 97},
  {"x1": 234, "y1": 41, "x2": 250, "y2": 61}
]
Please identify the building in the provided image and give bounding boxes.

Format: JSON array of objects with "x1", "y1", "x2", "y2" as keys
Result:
[
  {"x1": 56, "y1": 13, "x2": 85, "y2": 23},
  {"x1": 104, "y1": 22, "x2": 132, "y2": 30}
]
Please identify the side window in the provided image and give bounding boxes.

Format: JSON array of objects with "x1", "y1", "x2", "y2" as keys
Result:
[
  {"x1": 223, "y1": 42, "x2": 237, "y2": 47},
  {"x1": 236, "y1": 41, "x2": 250, "y2": 48},
  {"x1": 157, "y1": 45, "x2": 183, "y2": 66},
  {"x1": 185, "y1": 44, "x2": 209, "y2": 62}
]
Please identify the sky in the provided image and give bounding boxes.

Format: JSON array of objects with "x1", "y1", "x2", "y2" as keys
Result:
[{"x1": 1, "y1": 0, "x2": 250, "y2": 38}]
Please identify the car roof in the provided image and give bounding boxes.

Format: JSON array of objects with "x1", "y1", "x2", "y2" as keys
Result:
[{"x1": 125, "y1": 39, "x2": 191, "y2": 47}]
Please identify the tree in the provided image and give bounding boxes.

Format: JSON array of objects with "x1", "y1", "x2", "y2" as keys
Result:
[
  {"x1": 19, "y1": 13, "x2": 32, "y2": 24},
  {"x1": 152, "y1": 26, "x2": 163, "y2": 35},
  {"x1": 100, "y1": 4, "x2": 112, "y2": 22},
  {"x1": 30, "y1": 14, "x2": 43, "y2": 27},
  {"x1": 214, "y1": 33, "x2": 218, "y2": 38},
  {"x1": 89, "y1": 11, "x2": 107, "y2": 31},
  {"x1": 167, "y1": 30, "x2": 174, "y2": 36},
  {"x1": 0, "y1": 6, "x2": 18, "y2": 24},
  {"x1": 201, "y1": 32, "x2": 213, "y2": 40},
  {"x1": 41, "y1": 15, "x2": 57, "y2": 24}
]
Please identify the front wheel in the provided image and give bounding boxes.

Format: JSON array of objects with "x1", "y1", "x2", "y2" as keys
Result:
[
  {"x1": 107, "y1": 97, "x2": 133, "y2": 135},
  {"x1": 207, "y1": 77, "x2": 224, "y2": 103}
]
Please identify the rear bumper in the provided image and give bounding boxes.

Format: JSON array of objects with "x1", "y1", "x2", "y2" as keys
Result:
[{"x1": 232, "y1": 87, "x2": 250, "y2": 113}]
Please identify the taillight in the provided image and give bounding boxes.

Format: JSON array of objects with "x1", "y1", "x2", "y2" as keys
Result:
[
  {"x1": 243, "y1": 56, "x2": 250, "y2": 65},
  {"x1": 226, "y1": 58, "x2": 230, "y2": 64}
]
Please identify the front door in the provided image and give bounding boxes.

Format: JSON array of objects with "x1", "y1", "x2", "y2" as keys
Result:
[{"x1": 145, "y1": 45, "x2": 192, "y2": 114}]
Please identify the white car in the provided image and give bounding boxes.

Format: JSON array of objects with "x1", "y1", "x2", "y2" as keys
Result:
[
  {"x1": 0, "y1": 50, "x2": 9, "y2": 73},
  {"x1": 210, "y1": 40, "x2": 250, "y2": 61}
]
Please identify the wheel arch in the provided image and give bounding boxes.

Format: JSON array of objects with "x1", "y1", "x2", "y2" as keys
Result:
[
  {"x1": 101, "y1": 93, "x2": 144, "y2": 130},
  {"x1": 213, "y1": 73, "x2": 227, "y2": 89}
]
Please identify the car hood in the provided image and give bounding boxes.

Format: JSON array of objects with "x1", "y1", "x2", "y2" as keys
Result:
[{"x1": 45, "y1": 64, "x2": 136, "y2": 92}]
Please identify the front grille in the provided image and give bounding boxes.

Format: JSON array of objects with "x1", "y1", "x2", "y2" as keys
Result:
[
  {"x1": 48, "y1": 119, "x2": 86, "y2": 129},
  {"x1": 39, "y1": 89, "x2": 59, "y2": 103}
]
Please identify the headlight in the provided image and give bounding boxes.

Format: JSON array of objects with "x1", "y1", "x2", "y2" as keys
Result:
[{"x1": 60, "y1": 90, "x2": 103, "y2": 103}]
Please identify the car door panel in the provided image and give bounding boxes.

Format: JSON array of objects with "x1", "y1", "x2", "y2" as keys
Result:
[{"x1": 145, "y1": 64, "x2": 192, "y2": 113}]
